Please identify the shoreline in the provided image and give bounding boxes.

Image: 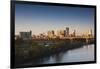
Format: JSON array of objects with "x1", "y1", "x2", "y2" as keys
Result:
[{"x1": 14, "y1": 39, "x2": 94, "y2": 67}]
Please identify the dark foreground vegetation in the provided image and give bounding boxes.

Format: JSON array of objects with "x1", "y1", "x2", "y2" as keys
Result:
[{"x1": 14, "y1": 38, "x2": 94, "y2": 67}]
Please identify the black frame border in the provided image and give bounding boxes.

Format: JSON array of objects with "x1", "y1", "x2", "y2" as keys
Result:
[{"x1": 11, "y1": 1, "x2": 97, "y2": 68}]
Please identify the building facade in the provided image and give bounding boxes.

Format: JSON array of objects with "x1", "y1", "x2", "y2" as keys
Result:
[
  {"x1": 65, "y1": 27, "x2": 69, "y2": 37},
  {"x1": 20, "y1": 30, "x2": 32, "y2": 40}
]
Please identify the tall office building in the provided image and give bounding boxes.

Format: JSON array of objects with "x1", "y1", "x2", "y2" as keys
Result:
[
  {"x1": 47, "y1": 30, "x2": 55, "y2": 38},
  {"x1": 57, "y1": 30, "x2": 65, "y2": 38},
  {"x1": 73, "y1": 30, "x2": 76, "y2": 37},
  {"x1": 65, "y1": 27, "x2": 69, "y2": 37},
  {"x1": 64, "y1": 30, "x2": 66, "y2": 37},
  {"x1": 51, "y1": 30, "x2": 55, "y2": 36},
  {"x1": 88, "y1": 29, "x2": 92, "y2": 36},
  {"x1": 20, "y1": 30, "x2": 32, "y2": 40},
  {"x1": 90, "y1": 29, "x2": 92, "y2": 36}
]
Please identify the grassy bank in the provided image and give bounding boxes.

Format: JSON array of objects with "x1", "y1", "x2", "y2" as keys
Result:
[{"x1": 14, "y1": 39, "x2": 94, "y2": 67}]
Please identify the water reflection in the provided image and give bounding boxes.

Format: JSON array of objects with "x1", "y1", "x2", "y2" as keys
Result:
[
  {"x1": 52, "y1": 52, "x2": 66, "y2": 63},
  {"x1": 61, "y1": 44, "x2": 94, "y2": 62},
  {"x1": 21, "y1": 44, "x2": 94, "y2": 66},
  {"x1": 42, "y1": 51, "x2": 68, "y2": 64}
]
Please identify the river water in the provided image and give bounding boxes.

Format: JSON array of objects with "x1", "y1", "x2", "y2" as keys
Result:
[{"x1": 21, "y1": 44, "x2": 95, "y2": 67}]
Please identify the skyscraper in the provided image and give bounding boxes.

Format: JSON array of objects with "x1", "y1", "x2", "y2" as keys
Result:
[
  {"x1": 91, "y1": 29, "x2": 92, "y2": 36},
  {"x1": 65, "y1": 27, "x2": 69, "y2": 37},
  {"x1": 64, "y1": 30, "x2": 66, "y2": 37},
  {"x1": 20, "y1": 30, "x2": 32, "y2": 40},
  {"x1": 88, "y1": 29, "x2": 92, "y2": 36},
  {"x1": 73, "y1": 30, "x2": 76, "y2": 37},
  {"x1": 47, "y1": 30, "x2": 55, "y2": 38}
]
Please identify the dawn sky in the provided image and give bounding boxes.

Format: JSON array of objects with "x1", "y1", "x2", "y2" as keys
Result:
[{"x1": 15, "y1": 3, "x2": 95, "y2": 35}]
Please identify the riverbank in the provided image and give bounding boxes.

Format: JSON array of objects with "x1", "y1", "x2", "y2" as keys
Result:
[{"x1": 14, "y1": 39, "x2": 94, "y2": 67}]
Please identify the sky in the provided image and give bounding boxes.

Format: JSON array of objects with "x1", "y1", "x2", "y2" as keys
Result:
[{"x1": 15, "y1": 3, "x2": 95, "y2": 35}]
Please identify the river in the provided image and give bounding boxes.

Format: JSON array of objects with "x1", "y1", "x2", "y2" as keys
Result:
[{"x1": 19, "y1": 44, "x2": 95, "y2": 67}]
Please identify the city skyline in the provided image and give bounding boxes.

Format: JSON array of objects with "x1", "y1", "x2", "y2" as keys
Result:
[
  {"x1": 15, "y1": 27, "x2": 93, "y2": 37},
  {"x1": 15, "y1": 3, "x2": 95, "y2": 35}
]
